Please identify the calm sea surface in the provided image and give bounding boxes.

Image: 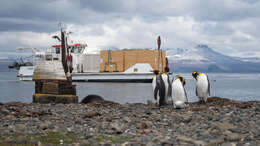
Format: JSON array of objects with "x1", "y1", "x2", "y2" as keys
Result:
[{"x1": 0, "y1": 70, "x2": 260, "y2": 104}]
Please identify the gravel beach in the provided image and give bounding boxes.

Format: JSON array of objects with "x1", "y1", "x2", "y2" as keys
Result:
[{"x1": 0, "y1": 97, "x2": 259, "y2": 146}]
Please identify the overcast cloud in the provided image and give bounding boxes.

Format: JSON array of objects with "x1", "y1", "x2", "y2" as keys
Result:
[{"x1": 0, "y1": 0, "x2": 260, "y2": 58}]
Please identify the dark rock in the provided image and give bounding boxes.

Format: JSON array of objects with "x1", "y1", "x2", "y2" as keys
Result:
[{"x1": 81, "y1": 94, "x2": 104, "y2": 104}]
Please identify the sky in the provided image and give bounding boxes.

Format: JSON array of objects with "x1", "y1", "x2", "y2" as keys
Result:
[{"x1": 0, "y1": 0, "x2": 260, "y2": 59}]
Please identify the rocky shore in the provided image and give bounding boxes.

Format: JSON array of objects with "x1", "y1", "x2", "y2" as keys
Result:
[{"x1": 0, "y1": 97, "x2": 259, "y2": 146}]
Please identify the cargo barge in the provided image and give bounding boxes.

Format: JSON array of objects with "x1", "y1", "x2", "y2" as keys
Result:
[{"x1": 18, "y1": 43, "x2": 168, "y2": 82}]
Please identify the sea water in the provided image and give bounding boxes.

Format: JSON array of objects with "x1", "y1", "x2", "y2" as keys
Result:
[{"x1": 0, "y1": 71, "x2": 260, "y2": 104}]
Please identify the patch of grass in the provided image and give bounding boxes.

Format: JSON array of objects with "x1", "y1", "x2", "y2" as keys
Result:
[
  {"x1": 94, "y1": 135, "x2": 129, "y2": 144},
  {"x1": 0, "y1": 132, "x2": 79, "y2": 145},
  {"x1": 0, "y1": 134, "x2": 34, "y2": 146},
  {"x1": 38, "y1": 132, "x2": 78, "y2": 145}
]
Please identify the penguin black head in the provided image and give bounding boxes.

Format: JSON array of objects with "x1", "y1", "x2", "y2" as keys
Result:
[
  {"x1": 178, "y1": 75, "x2": 186, "y2": 86},
  {"x1": 164, "y1": 67, "x2": 170, "y2": 73},
  {"x1": 153, "y1": 70, "x2": 160, "y2": 75},
  {"x1": 192, "y1": 71, "x2": 199, "y2": 80}
]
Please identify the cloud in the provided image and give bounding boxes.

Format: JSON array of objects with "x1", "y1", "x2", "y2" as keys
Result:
[{"x1": 0, "y1": 0, "x2": 260, "y2": 58}]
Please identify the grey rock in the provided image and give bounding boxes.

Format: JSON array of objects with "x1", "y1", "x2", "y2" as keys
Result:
[
  {"x1": 0, "y1": 98, "x2": 258, "y2": 145},
  {"x1": 224, "y1": 130, "x2": 241, "y2": 141},
  {"x1": 111, "y1": 122, "x2": 124, "y2": 134},
  {"x1": 15, "y1": 123, "x2": 26, "y2": 132},
  {"x1": 221, "y1": 142, "x2": 236, "y2": 146}
]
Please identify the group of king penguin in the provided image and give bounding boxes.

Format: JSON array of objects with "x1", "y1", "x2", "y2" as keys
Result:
[{"x1": 152, "y1": 70, "x2": 210, "y2": 108}]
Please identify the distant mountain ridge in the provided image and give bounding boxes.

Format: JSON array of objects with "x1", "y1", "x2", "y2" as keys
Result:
[
  {"x1": 166, "y1": 45, "x2": 260, "y2": 73},
  {"x1": 2, "y1": 45, "x2": 260, "y2": 73}
]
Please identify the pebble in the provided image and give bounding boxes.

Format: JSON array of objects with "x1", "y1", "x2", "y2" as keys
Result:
[{"x1": 0, "y1": 97, "x2": 258, "y2": 145}]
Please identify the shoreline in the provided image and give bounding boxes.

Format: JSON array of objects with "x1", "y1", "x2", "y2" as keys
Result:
[{"x1": 0, "y1": 97, "x2": 259, "y2": 145}]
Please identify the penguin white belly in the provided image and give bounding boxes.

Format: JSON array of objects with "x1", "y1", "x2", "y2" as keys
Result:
[
  {"x1": 152, "y1": 76, "x2": 158, "y2": 104},
  {"x1": 172, "y1": 79, "x2": 187, "y2": 108},
  {"x1": 161, "y1": 74, "x2": 169, "y2": 104},
  {"x1": 152, "y1": 76, "x2": 156, "y2": 92},
  {"x1": 197, "y1": 74, "x2": 209, "y2": 99}
]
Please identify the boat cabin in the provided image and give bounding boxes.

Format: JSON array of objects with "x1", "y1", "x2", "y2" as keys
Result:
[{"x1": 45, "y1": 44, "x2": 87, "y2": 61}]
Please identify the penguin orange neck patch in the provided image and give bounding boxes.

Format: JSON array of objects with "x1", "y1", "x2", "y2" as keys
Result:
[{"x1": 198, "y1": 73, "x2": 203, "y2": 76}]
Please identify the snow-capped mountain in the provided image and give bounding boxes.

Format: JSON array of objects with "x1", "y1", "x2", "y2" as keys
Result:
[
  {"x1": 234, "y1": 57, "x2": 260, "y2": 63},
  {"x1": 166, "y1": 45, "x2": 260, "y2": 73}
]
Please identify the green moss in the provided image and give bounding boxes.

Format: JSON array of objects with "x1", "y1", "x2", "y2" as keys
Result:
[
  {"x1": 0, "y1": 132, "x2": 79, "y2": 145},
  {"x1": 0, "y1": 133, "x2": 129, "y2": 145},
  {"x1": 94, "y1": 135, "x2": 129, "y2": 144},
  {"x1": 38, "y1": 132, "x2": 78, "y2": 145}
]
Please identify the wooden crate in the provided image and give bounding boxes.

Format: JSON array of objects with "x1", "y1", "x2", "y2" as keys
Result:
[{"x1": 100, "y1": 49, "x2": 166, "y2": 72}]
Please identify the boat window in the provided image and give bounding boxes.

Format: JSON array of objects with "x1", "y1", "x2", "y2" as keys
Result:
[
  {"x1": 56, "y1": 47, "x2": 60, "y2": 54},
  {"x1": 45, "y1": 55, "x2": 52, "y2": 60},
  {"x1": 70, "y1": 46, "x2": 75, "y2": 53},
  {"x1": 70, "y1": 46, "x2": 83, "y2": 53}
]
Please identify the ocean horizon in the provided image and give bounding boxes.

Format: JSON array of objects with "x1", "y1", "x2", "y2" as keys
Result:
[{"x1": 0, "y1": 69, "x2": 259, "y2": 104}]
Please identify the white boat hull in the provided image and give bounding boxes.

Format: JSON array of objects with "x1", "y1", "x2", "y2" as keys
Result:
[
  {"x1": 18, "y1": 72, "x2": 155, "y2": 82},
  {"x1": 17, "y1": 64, "x2": 169, "y2": 82}
]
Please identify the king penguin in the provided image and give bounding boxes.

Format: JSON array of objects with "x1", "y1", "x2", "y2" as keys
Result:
[
  {"x1": 172, "y1": 75, "x2": 188, "y2": 109},
  {"x1": 152, "y1": 71, "x2": 165, "y2": 107},
  {"x1": 192, "y1": 71, "x2": 210, "y2": 103},
  {"x1": 161, "y1": 71, "x2": 172, "y2": 104}
]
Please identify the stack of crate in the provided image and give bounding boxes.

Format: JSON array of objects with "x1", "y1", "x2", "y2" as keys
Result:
[
  {"x1": 100, "y1": 49, "x2": 166, "y2": 72},
  {"x1": 33, "y1": 61, "x2": 78, "y2": 103}
]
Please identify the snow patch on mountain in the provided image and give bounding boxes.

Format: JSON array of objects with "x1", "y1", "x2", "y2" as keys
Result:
[{"x1": 165, "y1": 45, "x2": 260, "y2": 72}]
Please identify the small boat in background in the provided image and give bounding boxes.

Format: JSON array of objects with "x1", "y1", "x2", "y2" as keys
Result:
[{"x1": 8, "y1": 57, "x2": 33, "y2": 69}]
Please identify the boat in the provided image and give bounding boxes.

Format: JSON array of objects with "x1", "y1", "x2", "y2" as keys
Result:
[
  {"x1": 18, "y1": 63, "x2": 160, "y2": 82},
  {"x1": 17, "y1": 39, "x2": 169, "y2": 82}
]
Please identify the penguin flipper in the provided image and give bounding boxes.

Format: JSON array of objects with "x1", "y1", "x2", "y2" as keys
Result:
[
  {"x1": 158, "y1": 75, "x2": 166, "y2": 106},
  {"x1": 154, "y1": 86, "x2": 159, "y2": 100},
  {"x1": 196, "y1": 86, "x2": 198, "y2": 96},
  {"x1": 167, "y1": 74, "x2": 172, "y2": 97},
  {"x1": 184, "y1": 88, "x2": 188, "y2": 102},
  {"x1": 207, "y1": 75, "x2": 210, "y2": 96}
]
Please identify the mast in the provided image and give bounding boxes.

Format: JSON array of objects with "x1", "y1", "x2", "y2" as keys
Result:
[
  {"x1": 157, "y1": 36, "x2": 161, "y2": 72},
  {"x1": 61, "y1": 29, "x2": 68, "y2": 75}
]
